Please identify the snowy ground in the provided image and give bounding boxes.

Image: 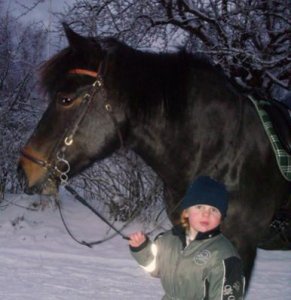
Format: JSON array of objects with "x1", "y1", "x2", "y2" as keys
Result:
[{"x1": 0, "y1": 192, "x2": 291, "y2": 300}]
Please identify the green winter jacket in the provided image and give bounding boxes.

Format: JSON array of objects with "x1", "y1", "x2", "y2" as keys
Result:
[{"x1": 130, "y1": 226, "x2": 245, "y2": 300}]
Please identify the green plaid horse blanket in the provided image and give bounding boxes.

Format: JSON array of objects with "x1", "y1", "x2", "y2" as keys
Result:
[{"x1": 249, "y1": 96, "x2": 291, "y2": 181}]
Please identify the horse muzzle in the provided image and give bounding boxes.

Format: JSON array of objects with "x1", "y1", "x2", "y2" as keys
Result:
[{"x1": 18, "y1": 146, "x2": 59, "y2": 195}]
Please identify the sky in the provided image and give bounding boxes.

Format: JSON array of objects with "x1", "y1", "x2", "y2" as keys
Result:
[
  {"x1": 2, "y1": 0, "x2": 76, "y2": 57},
  {"x1": 2, "y1": 0, "x2": 74, "y2": 26}
]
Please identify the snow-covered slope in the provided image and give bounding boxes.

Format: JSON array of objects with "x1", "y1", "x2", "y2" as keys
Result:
[{"x1": 0, "y1": 193, "x2": 290, "y2": 299}]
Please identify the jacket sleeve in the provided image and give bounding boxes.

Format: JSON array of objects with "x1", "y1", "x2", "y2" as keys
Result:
[
  {"x1": 207, "y1": 256, "x2": 245, "y2": 300},
  {"x1": 129, "y1": 237, "x2": 161, "y2": 277}
]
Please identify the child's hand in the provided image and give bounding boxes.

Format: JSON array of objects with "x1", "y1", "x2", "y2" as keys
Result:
[{"x1": 128, "y1": 231, "x2": 147, "y2": 247}]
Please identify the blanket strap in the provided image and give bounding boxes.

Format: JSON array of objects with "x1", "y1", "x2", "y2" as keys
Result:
[{"x1": 248, "y1": 95, "x2": 291, "y2": 181}]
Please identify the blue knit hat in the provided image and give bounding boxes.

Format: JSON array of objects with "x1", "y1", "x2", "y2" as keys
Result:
[{"x1": 180, "y1": 176, "x2": 229, "y2": 217}]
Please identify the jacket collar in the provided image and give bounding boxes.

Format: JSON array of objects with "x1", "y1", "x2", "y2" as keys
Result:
[
  {"x1": 172, "y1": 225, "x2": 221, "y2": 247},
  {"x1": 195, "y1": 226, "x2": 221, "y2": 240}
]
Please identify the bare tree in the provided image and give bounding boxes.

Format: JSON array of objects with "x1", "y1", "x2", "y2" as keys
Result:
[
  {"x1": 62, "y1": 0, "x2": 290, "y2": 100},
  {"x1": 150, "y1": 0, "x2": 290, "y2": 100},
  {"x1": 70, "y1": 149, "x2": 164, "y2": 223},
  {"x1": 0, "y1": 10, "x2": 47, "y2": 195}
]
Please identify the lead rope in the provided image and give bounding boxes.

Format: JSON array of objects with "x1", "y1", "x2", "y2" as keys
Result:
[
  {"x1": 56, "y1": 183, "x2": 161, "y2": 247},
  {"x1": 64, "y1": 185, "x2": 129, "y2": 241},
  {"x1": 57, "y1": 181, "x2": 185, "y2": 247},
  {"x1": 55, "y1": 193, "x2": 95, "y2": 248},
  {"x1": 55, "y1": 144, "x2": 183, "y2": 247}
]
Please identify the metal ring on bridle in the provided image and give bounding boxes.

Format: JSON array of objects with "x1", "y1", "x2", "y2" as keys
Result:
[
  {"x1": 55, "y1": 153, "x2": 70, "y2": 172},
  {"x1": 105, "y1": 103, "x2": 112, "y2": 112},
  {"x1": 93, "y1": 79, "x2": 102, "y2": 87},
  {"x1": 55, "y1": 158, "x2": 70, "y2": 174},
  {"x1": 64, "y1": 136, "x2": 74, "y2": 146},
  {"x1": 60, "y1": 173, "x2": 69, "y2": 184},
  {"x1": 55, "y1": 151, "x2": 71, "y2": 185}
]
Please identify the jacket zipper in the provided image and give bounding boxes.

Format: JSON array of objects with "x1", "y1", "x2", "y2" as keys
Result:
[{"x1": 172, "y1": 245, "x2": 184, "y2": 299}]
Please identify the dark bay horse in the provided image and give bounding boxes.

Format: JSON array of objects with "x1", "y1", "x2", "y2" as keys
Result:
[{"x1": 18, "y1": 25, "x2": 289, "y2": 286}]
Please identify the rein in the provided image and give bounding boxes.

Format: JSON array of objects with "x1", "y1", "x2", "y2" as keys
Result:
[
  {"x1": 20, "y1": 67, "x2": 171, "y2": 246},
  {"x1": 61, "y1": 184, "x2": 171, "y2": 247},
  {"x1": 62, "y1": 185, "x2": 130, "y2": 245},
  {"x1": 54, "y1": 187, "x2": 130, "y2": 248}
]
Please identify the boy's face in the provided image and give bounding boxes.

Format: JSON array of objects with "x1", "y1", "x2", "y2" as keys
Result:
[{"x1": 184, "y1": 204, "x2": 222, "y2": 233}]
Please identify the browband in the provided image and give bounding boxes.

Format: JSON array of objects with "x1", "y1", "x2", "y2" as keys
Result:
[{"x1": 69, "y1": 68, "x2": 98, "y2": 78}]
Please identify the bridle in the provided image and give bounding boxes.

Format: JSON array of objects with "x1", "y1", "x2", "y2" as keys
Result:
[
  {"x1": 20, "y1": 67, "x2": 132, "y2": 245},
  {"x1": 20, "y1": 67, "x2": 170, "y2": 246},
  {"x1": 21, "y1": 67, "x2": 124, "y2": 187}
]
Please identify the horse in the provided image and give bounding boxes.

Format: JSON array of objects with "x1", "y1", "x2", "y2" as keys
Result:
[{"x1": 18, "y1": 24, "x2": 289, "y2": 287}]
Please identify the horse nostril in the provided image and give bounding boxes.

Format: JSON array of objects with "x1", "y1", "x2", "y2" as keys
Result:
[{"x1": 17, "y1": 169, "x2": 35, "y2": 195}]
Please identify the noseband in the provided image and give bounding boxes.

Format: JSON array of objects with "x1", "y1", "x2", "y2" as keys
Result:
[{"x1": 21, "y1": 68, "x2": 124, "y2": 186}]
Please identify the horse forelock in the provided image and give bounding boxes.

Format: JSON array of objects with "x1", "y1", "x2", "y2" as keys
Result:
[{"x1": 39, "y1": 39, "x2": 102, "y2": 96}]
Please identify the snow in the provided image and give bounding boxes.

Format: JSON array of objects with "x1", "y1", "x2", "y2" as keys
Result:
[{"x1": 0, "y1": 192, "x2": 291, "y2": 300}]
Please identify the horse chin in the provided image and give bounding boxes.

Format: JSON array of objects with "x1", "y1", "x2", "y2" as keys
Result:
[
  {"x1": 41, "y1": 180, "x2": 59, "y2": 196},
  {"x1": 26, "y1": 179, "x2": 59, "y2": 196}
]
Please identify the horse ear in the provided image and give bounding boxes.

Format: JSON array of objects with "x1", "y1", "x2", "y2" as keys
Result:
[{"x1": 62, "y1": 23, "x2": 89, "y2": 49}]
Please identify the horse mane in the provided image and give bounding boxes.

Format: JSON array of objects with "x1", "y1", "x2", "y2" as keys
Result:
[
  {"x1": 40, "y1": 35, "x2": 232, "y2": 122},
  {"x1": 105, "y1": 40, "x2": 224, "y2": 122}
]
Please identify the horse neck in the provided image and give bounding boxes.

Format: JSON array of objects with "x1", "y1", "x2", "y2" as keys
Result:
[
  {"x1": 128, "y1": 116, "x2": 193, "y2": 193},
  {"x1": 126, "y1": 94, "x2": 251, "y2": 194},
  {"x1": 119, "y1": 51, "x2": 254, "y2": 192}
]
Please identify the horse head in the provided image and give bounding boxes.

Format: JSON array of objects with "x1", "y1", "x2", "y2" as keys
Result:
[{"x1": 18, "y1": 25, "x2": 128, "y2": 195}]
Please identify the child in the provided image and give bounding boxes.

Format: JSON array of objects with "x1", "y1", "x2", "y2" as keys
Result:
[{"x1": 129, "y1": 176, "x2": 245, "y2": 300}]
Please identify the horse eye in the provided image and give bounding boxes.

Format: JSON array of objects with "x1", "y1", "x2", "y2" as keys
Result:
[{"x1": 58, "y1": 96, "x2": 73, "y2": 106}]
